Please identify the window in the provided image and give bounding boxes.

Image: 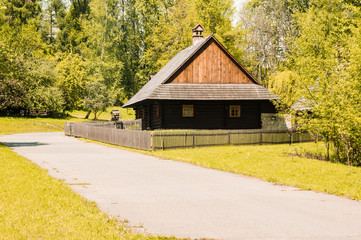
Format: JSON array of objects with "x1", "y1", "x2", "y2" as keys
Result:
[
  {"x1": 182, "y1": 105, "x2": 194, "y2": 117},
  {"x1": 229, "y1": 105, "x2": 241, "y2": 118}
]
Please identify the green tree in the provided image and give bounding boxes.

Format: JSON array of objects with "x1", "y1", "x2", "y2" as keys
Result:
[
  {"x1": 57, "y1": 52, "x2": 88, "y2": 111},
  {"x1": 238, "y1": 0, "x2": 303, "y2": 85},
  {"x1": 80, "y1": 0, "x2": 123, "y2": 102},
  {"x1": 55, "y1": 0, "x2": 90, "y2": 52},
  {"x1": 274, "y1": 0, "x2": 361, "y2": 165},
  {"x1": 83, "y1": 81, "x2": 113, "y2": 119},
  {"x1": 0, "y1": 0, "x2": 64, "y2": 114}
]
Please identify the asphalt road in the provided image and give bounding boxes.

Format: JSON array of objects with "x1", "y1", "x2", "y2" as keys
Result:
[{"x1": 1, "y1": 132, "x2": 361, "y2": 240}]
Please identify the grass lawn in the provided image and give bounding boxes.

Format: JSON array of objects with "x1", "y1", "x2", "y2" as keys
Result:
[
  {"x1": 0, "y1": 117, "x2": 85, "y2": 135},
  {"x1": 69, "y1": 107, "x2": 135, "y2": 121},
  {"x1": 87, "y1": 139, "x2": 361, "y2": 201}
]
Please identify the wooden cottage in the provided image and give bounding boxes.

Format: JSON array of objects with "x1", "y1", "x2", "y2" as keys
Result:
[{"x1": 123, "y1": 24, "x2": 278, "y2": 130}]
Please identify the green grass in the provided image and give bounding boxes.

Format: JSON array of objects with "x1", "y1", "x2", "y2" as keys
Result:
[
  {"x1": 0, "y1": 117, "x2": 85, "y2": 135},
  {"x1": 85, "y1": 139, "x2": 361, "y2": 201},
  {"x1": 69, "y1": 107, "x2": 135, "y2": 121}
]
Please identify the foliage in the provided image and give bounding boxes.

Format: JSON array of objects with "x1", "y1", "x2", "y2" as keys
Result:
[
  {"x1": 57, "y1": 52, "x2": 88, "y2": 111},
  {"x1": 268, "y1": 70, "x2": 300, "y2": 108},
  {"x1": 0, "y1": 0, "x2": 245, "y2": 113},
  {"x1": 238, "y1": 0, "x2": 302, "y2": 85},
  {"x1": 83, "y1": 81, "x2": 113, "y2": 119},
  {"x1": 266, "y1": 0, "x2": 361, "y2": 165}
]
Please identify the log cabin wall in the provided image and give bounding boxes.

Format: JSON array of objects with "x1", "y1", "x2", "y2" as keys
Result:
[
  {"x1": 150, "y1": 102, "x2": 162, "y2": 129},
  {"x1": 168, "y1": 40, "x2": 253, "y2": 84},
  {"x1": 160, "y1": 100, "x2": 265, "y2": 130}
]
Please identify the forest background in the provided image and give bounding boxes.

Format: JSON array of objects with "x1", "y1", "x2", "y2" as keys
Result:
[{"x1": 1, "y1": 0, "x2": 361, "y2": 164}]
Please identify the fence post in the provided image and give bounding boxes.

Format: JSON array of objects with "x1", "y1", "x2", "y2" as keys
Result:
[
  {"x1": 260, "y1": 132, "x2": 263, "y2": 145},
  {"x1": 184, "y1": 132, "x2": 187, "y2": 148},
  {"x1": 161, "y1": 132, "x2": 164, "y2": 150},
  {"x1": 192, "y1": 131, "x2": 195, "y2": 148},
  {"x1": 151, "y1": 132, "x2": 153, "y2": 151},
  {"x1": 228, "y1": 130, "x2": 231, "y2": 145}
]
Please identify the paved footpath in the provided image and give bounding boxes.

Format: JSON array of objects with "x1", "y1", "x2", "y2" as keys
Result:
[{"x1": 2, "y1": 132, "x2": 361, "y2": 240}]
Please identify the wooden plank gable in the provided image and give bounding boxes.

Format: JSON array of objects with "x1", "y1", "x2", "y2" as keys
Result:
[{"x1": 168, "y1": 39, "x2": 253, "y2": 84}]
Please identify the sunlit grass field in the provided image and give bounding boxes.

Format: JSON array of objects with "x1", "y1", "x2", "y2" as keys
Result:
[
  {"x1": 0, "y1": 106, "x2": 135, "y2": 135},
  {"x1": 0, "y1": 117, "x2": 84, "y2": 135},
  {"x1": 69, "y1": 107, "x2": 135, "y2": 121}
]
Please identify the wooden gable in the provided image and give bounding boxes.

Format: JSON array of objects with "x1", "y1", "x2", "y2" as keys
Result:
[{"x1": 168, "y1": 39, "x2": 254, "y2": 84}]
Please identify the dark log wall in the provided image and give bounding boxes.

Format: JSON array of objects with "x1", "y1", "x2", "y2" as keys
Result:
[
  {"x1": 135, "y1": 100, "x2": 276, "y2": 130},
  {"x1": 151, "y1": 102, "x2": 162, "y2": 129},
  {"x1": 161, "y1": 100, "x2": 265, "y2": 130},
  {"x1": 168, "y1": 40, "x2": 253, "y2": 84},
  {"x1": 261, "y1": 101, "x2": 277, "y2": 113}
]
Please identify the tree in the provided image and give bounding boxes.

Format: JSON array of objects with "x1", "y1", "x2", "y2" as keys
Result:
[
  {"x1": 238, "y1": 0, "x2": 300, "y2": 85},
  {"x1": 273, "y1": 0, "x2": 361, "y2": 165},
  {"x1": 83, "y1": 81, "x2": 113, "y2": 119},
  {"x1": 80, "y1": 0, "x2": 123, "y2": 102},
  {"x1": 43, "y1": 0, "x2": 66, "y2": 44},
  {"x1": 0, "y1": 0, "x2": 64, "y2": 114},
  {"x1": 57, "y1": 52, "x2": 88, "y2": 111}
]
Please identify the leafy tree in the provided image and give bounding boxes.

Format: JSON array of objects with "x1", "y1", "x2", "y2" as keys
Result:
[
  {"x1": 80, "y1": 0, "x2": 123, "y2": 102},
  {"x1": 55, "y1": 0, "x2": 90, "y2": 52},
  {"x1": 238, "y1": 0, "x2": 302, "y2": 85},
  {"x1": 43, "y1": 0, "x2": 66, "y2": 44},
  {"x1": 0, "y1": 43, "x2": 30, "y2": 113},
  {"x1": 273, "y1": 0, "x2": 361, "y2": 165},
  {"x1": 57, "y1": 52, "x2": 88, "y2": 111},
  {"x1": 84, "y1": 81, "x2": 113, "y2": 119},
  {"x1": 0, "y1": 0, "x2": 64, "y2": 114}
]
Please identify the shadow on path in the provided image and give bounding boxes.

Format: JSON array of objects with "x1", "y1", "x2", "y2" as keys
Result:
[{"x1": 2, "y1": 142, "x2": 49, "y2": 147}]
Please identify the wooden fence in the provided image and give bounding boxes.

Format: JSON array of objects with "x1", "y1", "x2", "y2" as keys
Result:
[
  {"x1": 151, "y1": 130, "x2": 313, "y2": 150},
  {"x1": 65, "y1": 122, "x2": 151, "y2": 150},
  {"x1": 65, "y1": 122, "x2": 314, "y2": 150}
]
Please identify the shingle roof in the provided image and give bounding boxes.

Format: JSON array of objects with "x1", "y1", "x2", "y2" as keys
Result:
[
  {"x1": 149, "y1": 84, "x2": 278, "y2": 100},
  {"x1": 123, "y1": 35, "x2": 276, "y2": 107},
  {"x1": 291, "y1": 98, "x2": 314, "y2": 111}
]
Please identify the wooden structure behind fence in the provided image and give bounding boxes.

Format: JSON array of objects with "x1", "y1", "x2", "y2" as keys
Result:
[{"x1": 65, "y1": 122, "x2": 314, "y2": 151}]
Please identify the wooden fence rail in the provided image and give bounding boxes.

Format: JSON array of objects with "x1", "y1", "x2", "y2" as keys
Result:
[
  {"x1": 65, "y1": 122, "x2": 151, "y2": 150},
  {"x1": 151, "y1": 130, "x2": 314, "y2": 150},
  {"x1": 64, "y1": 122, "x2": 314, "y2": 151}
]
